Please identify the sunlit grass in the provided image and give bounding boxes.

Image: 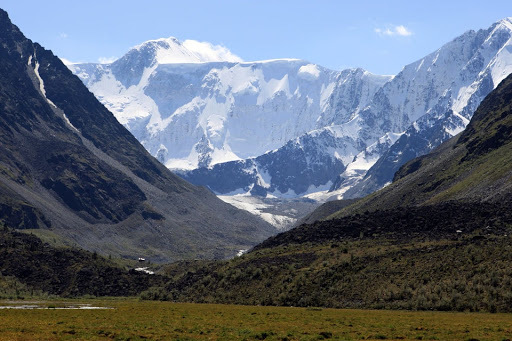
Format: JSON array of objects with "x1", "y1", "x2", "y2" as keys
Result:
[{"x1": 1, "y1": 299, "x2": 512, "y2": 340}]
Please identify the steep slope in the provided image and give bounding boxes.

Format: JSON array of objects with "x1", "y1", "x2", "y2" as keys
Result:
[
  {"x1": 0, "y1": 9, "x2": 274, "y2": 262},
  {"x1": 328, "y1": 73, "x2": 512, "y2": 218},
  {"x1": 340, "y1": 17, "x2": 512, "y2": 199}
]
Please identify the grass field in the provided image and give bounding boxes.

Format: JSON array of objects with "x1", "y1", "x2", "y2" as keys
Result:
[{"x1": 0, "y1": 300, "x2": 512, "y2": 340}]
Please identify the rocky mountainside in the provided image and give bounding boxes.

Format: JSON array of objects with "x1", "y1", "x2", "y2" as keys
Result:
[
  {"x1": 341, "y1": 17, "x2": 512, "y2": 199},
  {"x1": 0, "y1": 9, "x2": 274, "y2": 263},
  {"x1": 71, "y1": 19, "x2": 512, "y2": 205},
  {"x1": 310, "y1": 73, "x2": 512, "y2": 221}
]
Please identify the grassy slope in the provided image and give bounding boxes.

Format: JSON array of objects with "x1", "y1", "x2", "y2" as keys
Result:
[{"x1": 143, "y1": 201, "x2": 512, "y2": 312}]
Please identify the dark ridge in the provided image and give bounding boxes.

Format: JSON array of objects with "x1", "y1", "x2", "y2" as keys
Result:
[
  {"x1": 0, "y1": 227, "x2": 164, "y2": 296},
  {"x1": 255, "y1": 200, "x2": 512, "y2": 250},
  {"x1": 457, "y1": 74, "x2": 512, "y2": 158}
]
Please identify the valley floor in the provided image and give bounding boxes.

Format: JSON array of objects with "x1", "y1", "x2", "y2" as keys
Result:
[{"x1": 1, "y1": 299, "x2": 512, "y2": 340}]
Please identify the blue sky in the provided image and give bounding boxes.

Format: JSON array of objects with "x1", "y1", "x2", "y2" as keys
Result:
[{"x1": 2, "y1": 1, "x2": 511, "y2": 75}]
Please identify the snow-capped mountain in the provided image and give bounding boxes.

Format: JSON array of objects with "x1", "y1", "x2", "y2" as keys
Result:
[
  {"x1": 70, "y1": 41, "x2": 388, "y2": 171},
  {"x1": 339, "y1": 17, "x2": 512, "y2": 199},
  {"x1": 69, "y1": 18, "x2": 512, "y2": 208},
  {"x1": 180, "y1": 18, "x2": 512, "y2": 200}
]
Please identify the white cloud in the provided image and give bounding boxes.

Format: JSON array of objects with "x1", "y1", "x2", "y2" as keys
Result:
[
  {"x1": 60, "y1": 57, "x2": 75, "y2": 65},
  {"x1": 98, "y1": 56, "x2": 117, "y2": 64},
  {"x1": 395, "y1": 25, "x2": 413, "y2": 36},
  {"x1": 182, "y1": 40, "x2": 243, "y2": 63},
  {"x1": 375, "y1": 25, "x2": 413, "y2": 37},
  {"x1": 59, "y1": 33, "x2": 68, "y2": 39}
]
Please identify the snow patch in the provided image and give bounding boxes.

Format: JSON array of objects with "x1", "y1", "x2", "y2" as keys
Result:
[
  {"x1": 343, "y1": 151, "x2": 380, "y2": 178},
  {"x1": 34, "y1": 60, "x2": 56, "y2": 108},
  {"x1": 61, "y1": 114, "x2": 79, "y2": 132},
  {"x1": 236, "y1": 249, "x2": 248, "y2": 257},
  {"x1": 33, "y1": 58, "x2": 79, "y2": 132},
  {"x1": 134, "y1": 267, "x2": 155, "y2": 275}
]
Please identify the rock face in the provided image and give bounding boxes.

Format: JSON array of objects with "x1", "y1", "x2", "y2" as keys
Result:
[
  {"x1": 327, "y1": 73, "x2": 512, "y2": 219},
  {"x1": 70, "y1": 19, "x2": 512, "y2": 202},
  {"x1": 0, "y1": 9, "x2": 275, "y2": 263}
]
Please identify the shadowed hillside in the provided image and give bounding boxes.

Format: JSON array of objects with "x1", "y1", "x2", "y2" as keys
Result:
[
  {"x1": 0, "y1": 8, "x2": 274, "y2": 263},
  {"x1": 0, "y1": 226, "x2": 164, "y2": 297}
]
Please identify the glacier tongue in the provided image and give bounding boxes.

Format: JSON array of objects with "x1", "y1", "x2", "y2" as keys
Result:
[{"x1": 69, "y1": 20, "x2": 512, "y2": 213}]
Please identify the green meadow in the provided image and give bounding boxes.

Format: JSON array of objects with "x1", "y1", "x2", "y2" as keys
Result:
[{"x1": 1, "y1": 300, "x2": 512, "y2": 340}]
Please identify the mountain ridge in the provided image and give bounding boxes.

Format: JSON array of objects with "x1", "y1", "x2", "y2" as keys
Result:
[
  {"x1": 322, "y1": 73, "x2": 512, "y2": 220},
  {"x1": 0, "y1": 8, "x2": 274, "y2": 262},
  {"x1": 70, "y1": 58, "x2": 364, "y2": 169}
]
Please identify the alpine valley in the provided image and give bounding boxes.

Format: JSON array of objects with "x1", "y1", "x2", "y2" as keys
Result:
[
  {"x1": 4, "y1": 4, "x2": 512, "y2": 326},
  {"x1": 69, "y1": 18, "x2": 512, "y2": 228}
]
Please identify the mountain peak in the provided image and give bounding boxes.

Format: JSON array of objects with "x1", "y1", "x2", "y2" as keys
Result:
[
  {"x1": 0, "y1": 8, "x2": 10, "y2": 22},
  {"x1": 497, "y1": 17, "x2": 512, "y2": 26},
  {"x1": 0, "y1": 8, "x2": 27, "y2": 47},
  {"x1": 133, "y1": 36, "x2": 182, "y2": 50},
  {"x1": 490, "y1": 17, "x2": 512, "y2": 34},
  {"x1": 128, "y1": 36, "x2": 243, "y2": 64}
]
